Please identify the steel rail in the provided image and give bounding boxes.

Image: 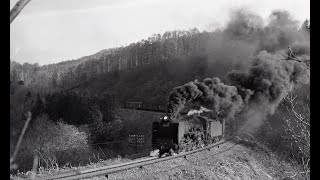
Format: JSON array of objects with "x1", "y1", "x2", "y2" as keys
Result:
[{"x1": 37, "y1": 135, "x2": 235, "y2": 180}]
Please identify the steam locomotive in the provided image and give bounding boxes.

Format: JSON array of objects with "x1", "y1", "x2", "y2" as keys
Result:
[{"x1": 151, "y1": 112, "x2": 225, "y2": 157}]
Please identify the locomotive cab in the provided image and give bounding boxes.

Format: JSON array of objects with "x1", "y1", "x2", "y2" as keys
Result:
[{"x1": 152, "y1": 116, "x2": 179, "y2": 157}]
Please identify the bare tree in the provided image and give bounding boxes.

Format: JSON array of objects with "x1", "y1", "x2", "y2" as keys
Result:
[
  {"x1": 10, "y1": 0, "x2": 33, "y2": 171},
  {"x1": 10, "y1": 0, "x2": 32, "y2": 24},
  {"x1": 10, "y1": 111, "x2": 32, "y2": 170},
  {"x1": 282, "y1": 89, "x2": 310, "y2": 178}
]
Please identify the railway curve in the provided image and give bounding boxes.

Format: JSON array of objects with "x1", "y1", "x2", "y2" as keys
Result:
[{"x1": 37, "y1": 135, "x2": 236, "y2": 180}]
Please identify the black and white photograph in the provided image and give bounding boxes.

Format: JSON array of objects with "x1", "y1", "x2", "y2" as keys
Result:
[{"x1": 10, "y1": 0, "x2": 310, "y2": 179}]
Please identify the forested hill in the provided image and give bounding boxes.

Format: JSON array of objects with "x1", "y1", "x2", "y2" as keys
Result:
[
  {"x1": 10, "y1": 28, "x2": 213, "y2": 90},
  {"x1": 11, "y1": 27, "x2": 245, "y2": 105},
  {"x1": 10, "y1": 14, "x2": 310, "y2": 105}
]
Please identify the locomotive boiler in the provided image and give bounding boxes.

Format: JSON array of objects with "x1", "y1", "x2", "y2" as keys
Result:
[{"x1": 151, "y1": 112, "x2": 225, "y2": 157}]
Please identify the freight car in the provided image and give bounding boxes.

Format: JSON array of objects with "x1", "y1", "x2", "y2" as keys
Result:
[
  {"x1": 152, "y1": 114, "x2": 225, "y2": 157},
  {"x1": 124, "y1": 101, "x2": 166, "y2": 112},
  {"x1": 124, "y1": 101, "x2": 144, "y2": 109}
]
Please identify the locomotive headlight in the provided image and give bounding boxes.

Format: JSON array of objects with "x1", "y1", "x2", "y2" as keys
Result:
[{"x1": 164, "y1": 116, "x2": 168, "y2": 120}]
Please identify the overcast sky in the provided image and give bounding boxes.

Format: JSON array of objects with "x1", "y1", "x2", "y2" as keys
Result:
[{"x1": 10, "y1": 0, "x2": 310, "y2": 65}]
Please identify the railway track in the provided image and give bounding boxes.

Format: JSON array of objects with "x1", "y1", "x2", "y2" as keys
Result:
[{"x1": 36, "y1": 135, "x2": 236, "y2": 180}]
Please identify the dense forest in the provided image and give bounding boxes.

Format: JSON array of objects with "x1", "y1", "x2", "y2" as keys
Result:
[
  {"x1": 10, "y1": 28, "x2": 211, "y2": 90},
  {"x1": 10, "y1": 10, "x2": 310, "y2": 174}
]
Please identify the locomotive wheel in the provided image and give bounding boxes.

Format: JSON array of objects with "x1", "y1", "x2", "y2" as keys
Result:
[
  {"x1": 186, "y1": 144, "x2": 191, "y2": 152},
  {"x1": 190, "y1": 142, "x2": 196, "y2": 151},
  {"x1": 173, "y1": 144, "x2": 180, "y2": 154},
  {"x1": 184, "y1": 145, "x2": 188, "y2": 152},
  {"x1": 178, "y1": 143, "x2": 186, "y2": 153},
  {"x1": 215, "y1": 137, "x2": 219, "y2": 143},
  {"x1": 191, "y1": 143, "x2": 195, "y2": 150},
  {"x1": 179, "y1": 145, "x2": 185, "y2": 152},
  {"x1": 169, "y1": 148, "x2": 175, "y2": 156},
  {"x1": 199, "y1": 140, "x2": 205, "y2": 148}
]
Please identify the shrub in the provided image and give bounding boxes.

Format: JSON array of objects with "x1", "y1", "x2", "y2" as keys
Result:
[
  {"x1": 88, "y1": 106, "x2": 123, "y2": 144},
  {"x1": 16, "y1": 114, "x2": 91, "y2": 171},
  {"x1": 255, "y1": 88, "x2": 310, "y2": 179}
]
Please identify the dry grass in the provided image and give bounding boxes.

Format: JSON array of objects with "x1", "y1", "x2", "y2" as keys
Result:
[{"x1": 11, "y1": 138, "x2": 304, "y2": 180}]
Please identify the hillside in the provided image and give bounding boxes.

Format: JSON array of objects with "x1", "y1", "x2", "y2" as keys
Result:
[
  {"x1": 82, "y1": 139, "x2": 304, "y2": 180},
  {"x1": 12, "y1": 138, "x2": 305, "y2": 180},
  {"x1": 10, "y1": 13, "x2": 310, "y2": 104},
  {"x1": 10, "y1": 28, "x2": 213, "y2": 90},
  {"x1": 69, "y1": 54, "x2": 238, "y2": 105}
]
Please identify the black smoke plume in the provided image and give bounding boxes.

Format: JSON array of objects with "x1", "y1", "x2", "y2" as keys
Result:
[
  {"x1": 228, "y1": 50, "x2": 309, "y2": 133},
  {"x1": 167, "y1": 9, "x2": 309, "y2": 135},
  {"x1": 167, "y1": 77, "x2": 251, "y2": 120},
  {"x1": 206, "y1": 9, "x2": 310, "y2": 73},
  {"x1": 223, "y1": 10, "x2": 308, "y2": 53}
]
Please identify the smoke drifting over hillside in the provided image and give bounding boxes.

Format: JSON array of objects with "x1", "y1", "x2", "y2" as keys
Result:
[
  {"x1": 168, "y1": 10, "x2": 310, "y2": 135},
  {"x1": 223, "y1": 10, "x2": 309, "y2": 53},
  {"x1": 206, "y1": 10, "x2": 309, "y2": 71}
]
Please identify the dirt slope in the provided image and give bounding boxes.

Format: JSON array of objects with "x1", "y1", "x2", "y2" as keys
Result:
[{"x1": 83, "y1": 139, "x2": 299, "y2": 180}]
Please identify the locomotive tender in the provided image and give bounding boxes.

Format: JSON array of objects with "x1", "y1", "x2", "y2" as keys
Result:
[{"x1": 152, "y1": 112, "x2": 225, "y2": 157}]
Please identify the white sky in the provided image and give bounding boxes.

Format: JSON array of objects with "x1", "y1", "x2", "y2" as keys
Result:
[{"x1": 10, "y1": 0, "x2": 310, "y2": 65}]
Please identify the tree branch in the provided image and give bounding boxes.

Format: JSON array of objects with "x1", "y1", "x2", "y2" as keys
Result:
[
  {"x1": 10, "y1": 111, "x2": 32, "y2": 166},
  {"x1": 10, "y1": 0, "x2": 32, "y2": 24}
]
